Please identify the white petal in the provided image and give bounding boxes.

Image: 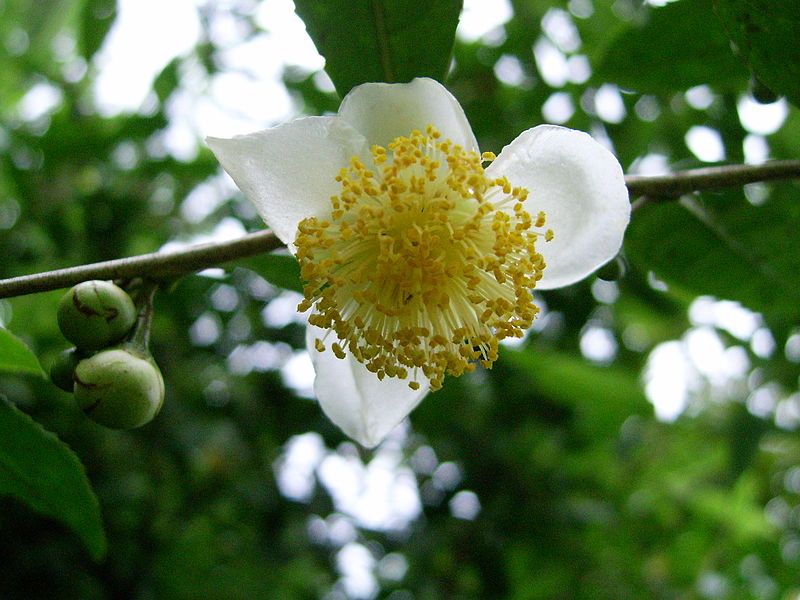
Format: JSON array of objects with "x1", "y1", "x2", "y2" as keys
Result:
[
  {"x1": 207, "y1": 117, "x2": 367, "y2": 247},
  {"x1": 338, "y1": 77, "x2": 479, "y2": 152},
  {"x1": 306, "y1": 326, "x2": 429, "y2": 448},
  {"x1": 487, "y1": 125, "x2": 630, "y2": 290}
]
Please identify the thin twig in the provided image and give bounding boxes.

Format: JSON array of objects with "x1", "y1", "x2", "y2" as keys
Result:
[
  {"x1": 0, "y1": 231, "x2": 281, "y2": 299},
  {"x1": 625, "y1": 160, "x2": 800, "y2": 199},
  {"x1": 1, "y1": 160, "x2": 799, "y2": 300}
]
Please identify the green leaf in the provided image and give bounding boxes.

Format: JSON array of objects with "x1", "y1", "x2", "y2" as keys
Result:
[
  {"x1": 595, "y1": 0, "x2": 747, "y2": 94},
  {"x1": 79, "y1": 0, "x2": 117, "y2": 61},
  {"x1": 152, "y1": 516, "x2": 281, "y2": 600},
  {"x1": 240, "y1": 253, "x2": 303, "y2": 294},
  {"x1": 714, "y1": 0, "x2": 800, "y2": 108},
  {"x1": 293, "y1": 0, "x2": 463, "y2": 96},
  {"x1": 153, "y1": 59, "x2": 181, "y2": 103},
  {"x1": 0, "y1": 328, "x2": 44, "y2": 377},
  {"x1": 0, "y1": 397, "x2": 106, "y2": 560},
  {"x1": 20, "y1": 0, "x2": 84, "y2": 66},
  {"x1": 502, "y1": 346, "x2": 650, "y2": 436},
  {"x1": 625, "y1": 188, "x2": 800, "y2": 331},
  {"x1": 690, "y1": 473, "x2": 775, "y2": 543}
]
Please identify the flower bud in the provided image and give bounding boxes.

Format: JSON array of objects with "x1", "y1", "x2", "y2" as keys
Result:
[
  {"x1": 49, "y1": 347, "x2": 84, "y2": 392},
  {"x1": 57, "y1": 281, "x2": 137, "y2": 351},
  {"x1": 73, "y1": 346, "x2": 165, "y2": 429}
]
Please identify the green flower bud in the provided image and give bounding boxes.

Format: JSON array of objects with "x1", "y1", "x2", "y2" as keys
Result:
[
  {"x1": 49, "y1": 347, "x2": 85, "y2": 392},
  {"x1": 57, "y1": 280, "x2": 137, "y2": 351},
  {"x1": 74, "y1": 345, "x2": 165, "y2": 429}
]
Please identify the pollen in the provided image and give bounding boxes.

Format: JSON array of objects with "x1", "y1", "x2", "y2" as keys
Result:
[{"x1": 295, "y1": 125, "x2": 551, "y2": 391}]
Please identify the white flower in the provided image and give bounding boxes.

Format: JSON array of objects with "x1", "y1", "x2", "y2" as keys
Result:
[{"x1": 208, "y1": 77, "x2": 629, "y2": 447}]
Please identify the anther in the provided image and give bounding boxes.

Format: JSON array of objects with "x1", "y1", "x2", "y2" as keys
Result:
[{"x1": 293, "y1": 125, "x2": 548, "y2": 392}]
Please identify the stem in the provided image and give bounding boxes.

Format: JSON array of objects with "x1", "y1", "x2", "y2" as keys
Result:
[
  {"x1": 0, "y1": 160, "x2": 798, "y2": 300},
  {"x1": 625, "y1": 160, "x2": 800, "y2": 199},
  {"x1": 129, "y1": 282, "x2": 158, "y2": 352},
  {"x1": 0, "y1": 230, "x2": 281, "y2": 299}
]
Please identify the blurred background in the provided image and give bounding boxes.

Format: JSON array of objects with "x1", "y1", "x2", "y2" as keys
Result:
[{"x1": 2, "y1": 0, "x2": 800, "y2": 598}]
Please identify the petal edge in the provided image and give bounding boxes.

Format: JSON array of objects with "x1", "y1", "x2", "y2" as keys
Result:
[
  {"x1": 207, "y1": 117, "x2": 367, "y2": 248},
  {"x1": 487, "y1": 125, "x2": 630, "y2": 290},
  {"x1": 306, "y1": 326, "x2": 429, "y2": 448},
  {"x1": 338, "y1": 77, "x2": 479, "y2": 152}
]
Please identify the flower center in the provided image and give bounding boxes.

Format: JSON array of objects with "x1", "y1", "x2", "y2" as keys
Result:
[{"x1": 295, "y1": 125, "x2": 551, "y2": 391}]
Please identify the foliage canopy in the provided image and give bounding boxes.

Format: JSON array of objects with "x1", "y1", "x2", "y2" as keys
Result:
[{"x1": 1, "y1": 0, "x2": 800, "y2": 598}]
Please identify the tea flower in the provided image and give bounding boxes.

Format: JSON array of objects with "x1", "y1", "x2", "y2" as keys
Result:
[{"x1": 208, "y1": 77, "x2": 629, "y2": 447}]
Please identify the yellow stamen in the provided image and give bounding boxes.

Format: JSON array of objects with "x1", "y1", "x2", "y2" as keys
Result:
[{"x1": 295, "y1": 126, "x2": 551, "y2": 391}]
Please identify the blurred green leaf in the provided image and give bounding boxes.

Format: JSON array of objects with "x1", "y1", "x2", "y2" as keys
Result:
[
  {"x1": 78, "y1": 0, "x2": 117, "y2": 61},
  {"x1": 3, "y1": 0, "x2": 800, "y2": 596},
  {"x1": 714, "y1": 0, "x2": 800, "y2": 108},
  {"x1": 727, "y1": 403, "x2": 770, "y2": 480},
  {"x1": 0, "y1": 328, "x2": 44, "y2": 376},
  {"x1": 293, "y1": 0, "x2": 463, "y2": 96},
  {"x1": 20, "y1": 0, "x2": 84, "y2": 67},
  {"x1": 690, "y1": 473, "x2": 774, "y2": 543},
  {"x1": 151, "y1": 515, "x2": 324, "y2": 599},
  {"x1": 595, "y1": 0, "x2": 747, "y2": 93},
  {"x1": 239, "y1": 253, "x2": 303, "y2": 294},
  {"x1": 503, "y1": 345, "x2": 650, "y2": 436},
  {"x1": 154, "y1": 59, "x2": 181, "y2": 103},
  {"x1": 0, "y1": 397, "x2": 106, "y2": 560},
  {"x1": 626, "y1": 188, "x2": 800, "y2": 330}
]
